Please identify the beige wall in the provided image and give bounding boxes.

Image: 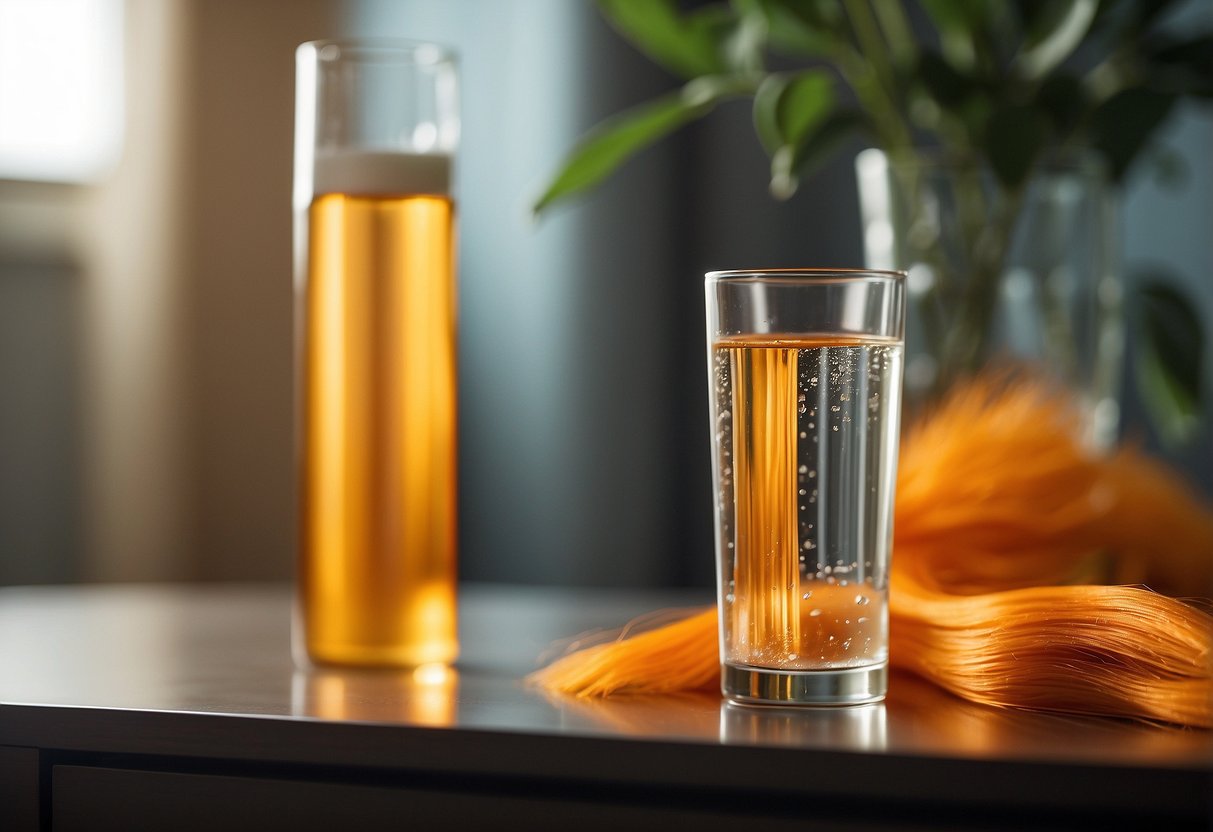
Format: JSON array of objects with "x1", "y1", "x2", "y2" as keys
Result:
[{"x1": 76, "y1": 0, "x2": 339, "y2": 581}]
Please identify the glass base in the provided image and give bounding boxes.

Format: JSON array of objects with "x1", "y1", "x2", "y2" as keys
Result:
[{"x1": 722, "y1": 662, "x2": 887, "y2": 706}]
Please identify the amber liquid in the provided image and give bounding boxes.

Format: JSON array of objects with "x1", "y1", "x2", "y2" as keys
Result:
[
  {"x1": 712, "y1": 335, "x2": 901, "y2": 670},
  {"x1": 299, "y1": 192, "x2": 457, "y2": 667}
]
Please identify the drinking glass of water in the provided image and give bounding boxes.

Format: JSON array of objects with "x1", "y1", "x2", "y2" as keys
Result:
[{"x1": 706, "y1": 269, "x2": 906, "y2": 705}]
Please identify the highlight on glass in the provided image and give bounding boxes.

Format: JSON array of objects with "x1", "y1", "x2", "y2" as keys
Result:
[
  {"x1": 294, "y1": 40, "x2": 459, "y2": 668},
  {"x1": 706, "y1": 269, "x2": 906, "y2": 705}
]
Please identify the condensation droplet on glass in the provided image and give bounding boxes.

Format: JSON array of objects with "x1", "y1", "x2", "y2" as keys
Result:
[
  {"x1": 802, "y1": 591, "x2": 812, "y2": 600},
  {"x1": 809, "y1": 608, "x2": 822, "y2": 617},
  {"x1": 855, "y1": 595, "x2": 870, "y2": 606}
]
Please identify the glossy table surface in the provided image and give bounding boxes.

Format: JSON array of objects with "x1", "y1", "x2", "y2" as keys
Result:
[{"x1": 1, "y1": 583, "x2": 1209, "y2": 823}]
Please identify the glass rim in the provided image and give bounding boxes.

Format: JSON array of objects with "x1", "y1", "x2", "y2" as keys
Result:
[
  {"x1": 298, "y1": 38, "x2": 457, "y2": 67},
  {"x1": 706, "y1": 268, "x2": 906, "y2": 285}
]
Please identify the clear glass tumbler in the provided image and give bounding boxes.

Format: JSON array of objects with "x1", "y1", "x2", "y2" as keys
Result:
[
  {"x1": 294, "y1": 40, "x2": 459, "y2": 667},
  {"x1": 706, "y1": 269, "x2": 906, "y2": 705}
]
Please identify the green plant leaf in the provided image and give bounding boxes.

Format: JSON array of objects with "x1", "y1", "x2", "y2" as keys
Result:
[
  {"x1": 1144, "y1": 35, "x2": 1213, "y2": 95},
  {"x1": 983, "y1": 104, "x2": 1049, "y2": 187},
  {"x1": 723, "y1": 2, "x2": 768, "y2": 73},
  {"x1": 1014, "y1": 0, "x2": 1098, "y2": 79},
  {"x1": 917, "y1": 50, "x2": 978, "y2": 110},
  {"x1": 533, "y1": 79, "x2": 750, "y2": 216},
  {"x1": 1088, "y1": 88, "x2": 1177, "y2": 180},
  {"x1": 1133, "y1": 278, "x2": 1205, "y2": 447},
  {"x1": 753, "y1": 71, "x2": 834, "y2": 151},
  {"x1": 919, "y1": 0, "x2": 996, "y2": 70},
  {"x1": 742, "y1": 0, "x2": 842, "y2": 56},
  {"x1": 597, "y1": 0, "x2": 732, "y2": 79},
  {"x1": 771, "y1": 110, "x2": 868, "y2": 199},
  {"x1": 753, "y1": 74, "x2": 789, "y2": 154}
]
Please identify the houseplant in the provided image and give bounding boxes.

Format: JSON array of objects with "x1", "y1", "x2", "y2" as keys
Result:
[{"x1": 533, "y1": 0, "x2": 1211, "y2": 441}]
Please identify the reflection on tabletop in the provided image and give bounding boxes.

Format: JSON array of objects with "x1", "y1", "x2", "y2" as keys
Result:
[
  {"x1": 292, "y1": 664, "x2": 459, "y2": 728},
  {"x1": 289, "y1": 659, "x2": 1209, "y2": 765},
  {"x1": 543, "y1": 671, "x2": 1207, "y2": 762}
]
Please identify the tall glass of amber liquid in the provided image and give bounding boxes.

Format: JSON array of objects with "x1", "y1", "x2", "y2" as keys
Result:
[
  {"x1": 707, "y1": 270, "x2": 905, "y2": 704},
  {"x1": 294, "y1": 40, "x2": 459, "y2": 667}
]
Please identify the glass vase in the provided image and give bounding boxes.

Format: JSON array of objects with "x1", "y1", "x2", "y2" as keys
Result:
[{"x1": 856, "y1": 150, "x2": 1123, "y2": 447}]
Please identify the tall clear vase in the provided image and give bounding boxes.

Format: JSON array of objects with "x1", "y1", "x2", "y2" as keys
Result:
[{"x1": 856, "y1": 150, "x2": 1124, "y2": 447}]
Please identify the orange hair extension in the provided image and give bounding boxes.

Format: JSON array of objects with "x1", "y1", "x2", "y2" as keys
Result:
[
  {"x1": 890, "y1": 572, "x2": 1212, "y2": 727},
  {"x1": 528, "y1": 607, "x2": 719, "y2": 696},
  {"x1": 530, "y1": 377, "x2": 1213, "y2": 726}
]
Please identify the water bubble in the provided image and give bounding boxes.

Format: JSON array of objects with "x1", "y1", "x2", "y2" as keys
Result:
[
  {"x1": 830, "y1": 405, "x2": 841, "y2": 412},
  {"x1": 842, "y1": 639, "x2": 851, "y2": 651},
  {"x1": 798, "y1": 465, "x2": 807, "y2": 474},
  {"x1": 803, "y1": 540, "x2": 816, "y2": 550},
  {"x1": 788, "y1": 653, "x2": 798, "y2": 661},
  {"x1": 802, "y1": 591, "x2": 812, "y2": 600},
  {"x1": 809, "y1": 608, "x2": 822, "y2": 617},
  {"x1": 725, "y1": 593, "x2": 735, "y2": 604},
  {"x1": 798, "y1": 488, "x2": 806, "y2": 496},
  {"x1": 857, "y1": 617, "x2": 869, "y2": 624},
  {"x1": 808, "y1": 470, "x2": 816, "y2": 478},
  {"x1": 855, "y1": 595, "x2": 870, "y2": 606},
  {"x1": 832, "y1": 425, "x2": 839, "y2": 432}
]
